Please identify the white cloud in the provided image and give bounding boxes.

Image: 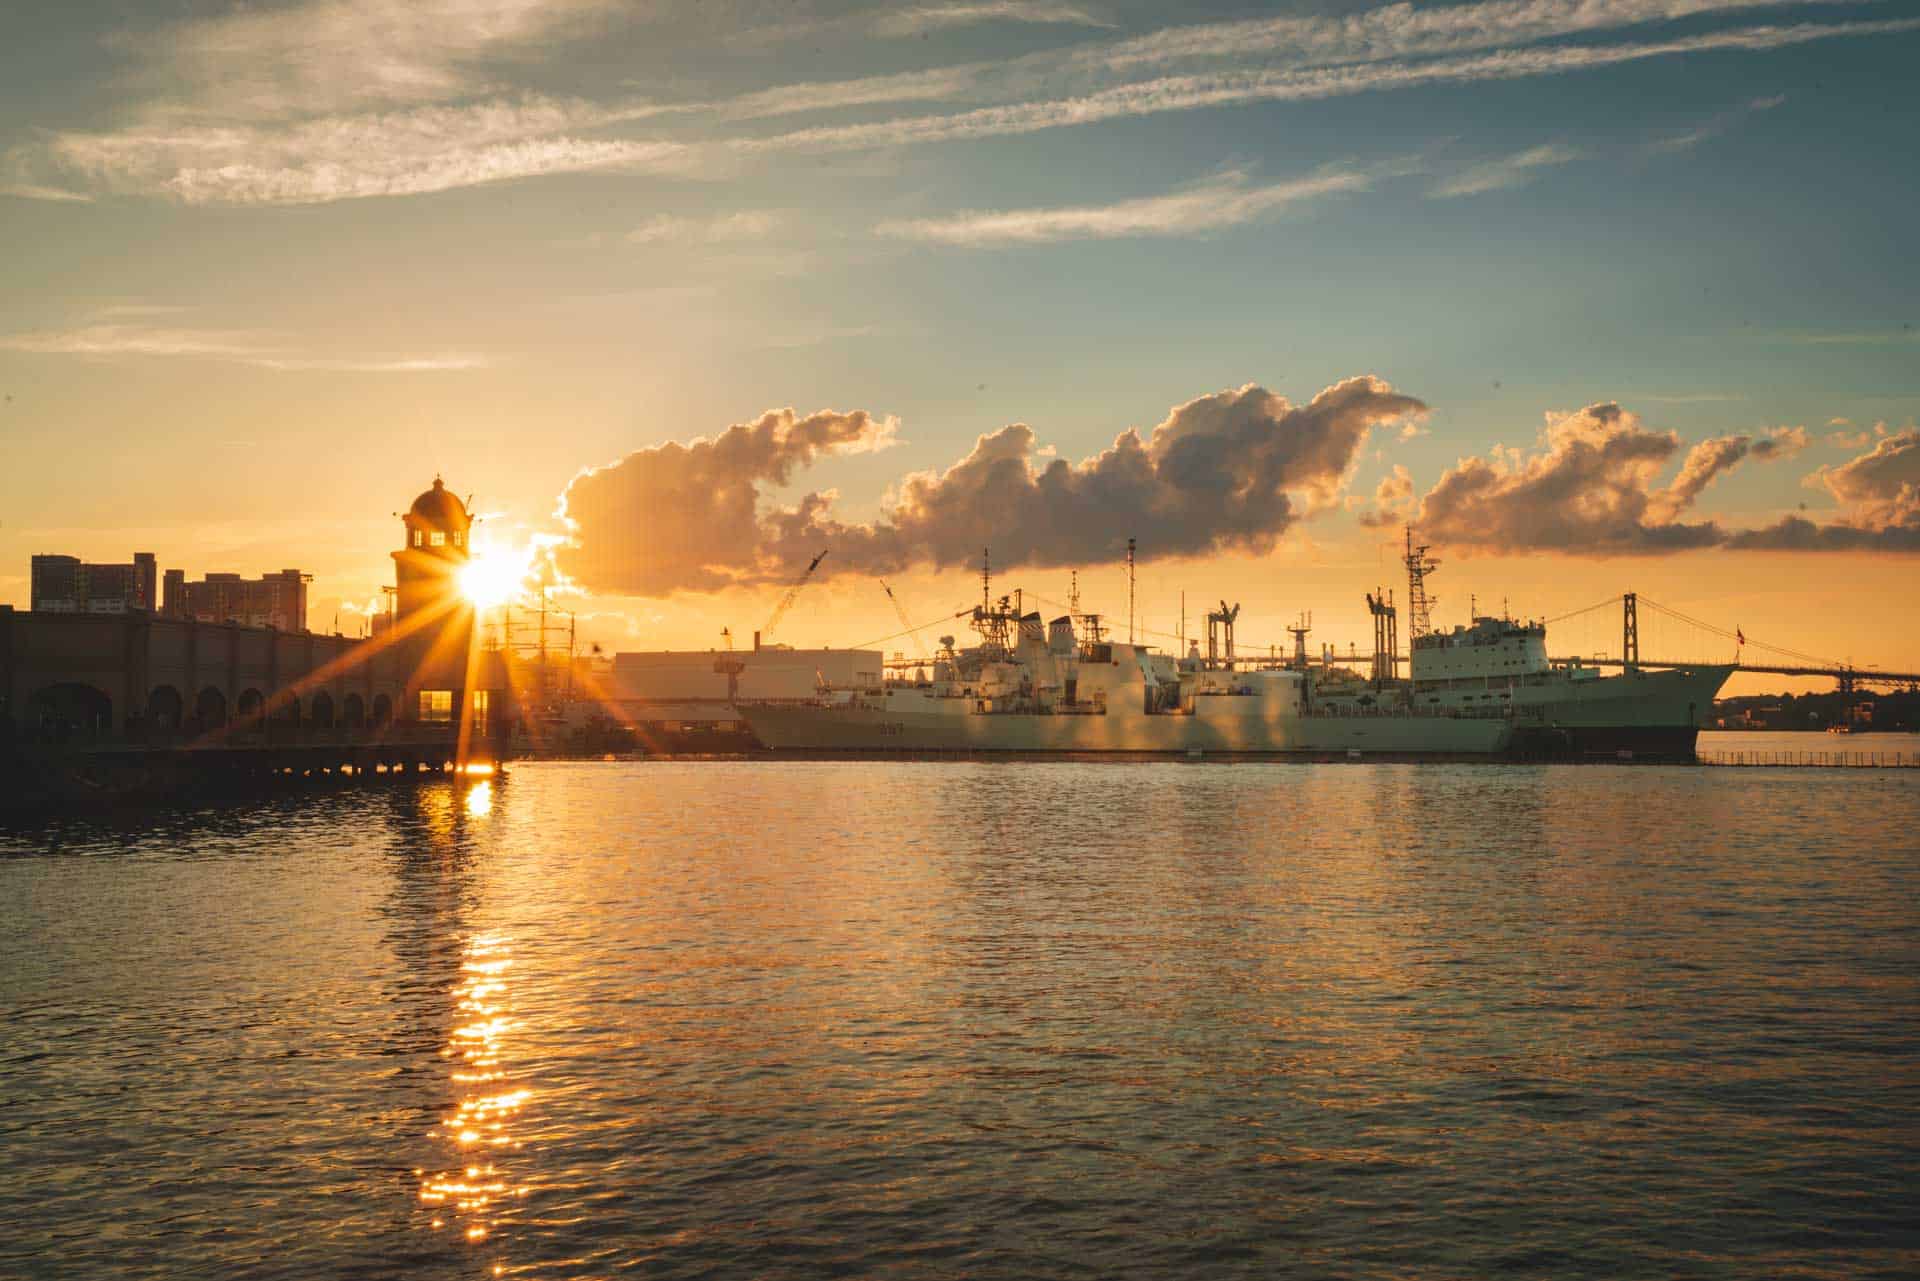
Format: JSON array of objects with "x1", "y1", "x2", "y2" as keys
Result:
[
  {"x1": 626, "y1": 210, "x2": 783, "y2": 245},
  {"x1": 39, "y1": 96, "x2": 691, "y2": 205},
  {"x1": 876, "y1": 167, "x2": 1368, "y2": 246},
  {"x1": 10, "y1": 0, "x2": 1912, "y2": 206},
  {"x1": 0, "y1": 182, "x2": 93, "y2": 203},
  {"x1": 1429, "y1": 143, "x2": 1579, "y2": 198},
  {"x1": 137, "y1": 0, "x2": 627, "y2": 119},
  {"x1": 1642, "y1": 89, "x2": 1787, "y2": 153},
  {"x1": 873, "y1": 3, "x2": 1113, "y2": 39},
  {"x1": 734, "y1": 20, "x2": 1917, "y2": 160},
  {"x1": 0, "y1": 324, "x2": 487, "y2": 372},
  {"x1": 1088, "y1": 0, "x2": 1853, "y2": 74}
]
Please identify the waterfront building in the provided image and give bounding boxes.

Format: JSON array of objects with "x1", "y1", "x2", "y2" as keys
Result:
[
  {"x1": 1, "y1": 478, "x2": 509, "y2": 744},
  {"x1": 162, "y1": 568, "x2": 309, "y2": 632},
  {"x1": 30, "y1": 552, "x2": 157, "y2": 614},
  {"x1": 391, "y1": 477, "x2": 494, "y2": 734}
]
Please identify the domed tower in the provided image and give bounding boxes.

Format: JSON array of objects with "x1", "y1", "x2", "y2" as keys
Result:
[{"x1": 393, "y1": 477, "x2": 472, "y2": 625}]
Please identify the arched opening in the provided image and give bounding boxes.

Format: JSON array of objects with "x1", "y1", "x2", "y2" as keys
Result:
[
  {"x1": 371, "y1": 693, "x2": 393, "y2": 726},
  {"x1": 28, "y1": 683, "x2": 113, "y2": 739},
  {"x1": 236, "y1": 688, "x2": 266, "y2": 728},
  {"x1": 196, "y1": 686, "x2": 228, "y2": 728},
  {"x1": 309, "y1": 691, "x2": 335, "y2": 729},
  {"x1": 148, "y1": 685, "x2": 185, "y2": 731},
  {"x1": 271, "y1": 693, "x2": 301, "y2": 729},
  {"x1": 343, "y1": 693, "x2": 366, "y2": 729}
]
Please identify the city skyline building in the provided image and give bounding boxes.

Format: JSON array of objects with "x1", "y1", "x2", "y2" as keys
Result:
[
  {"x1": 30, "y1": 552, "x2": 157, "y2": 614},
  {"x1": 161, "y1": 568, "x2": 310, "y2": 633}
]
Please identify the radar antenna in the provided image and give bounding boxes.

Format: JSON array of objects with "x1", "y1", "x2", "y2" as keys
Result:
[{"x1": 1403, "y1": 525, "x2": 1440, "y2": 641}]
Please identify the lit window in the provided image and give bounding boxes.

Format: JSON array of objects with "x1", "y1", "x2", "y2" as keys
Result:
[
  {"x1": 412, "y1": 529, "x2": 424, "y2": 547},
  {"x1": 419, "y1": 690, "x2": 454, "y2": 723},
  {"x1": 452, "y1": 531, "x2": 463, "y2": 547},
  {"x1": 430, "y1": 530, "x2": 446, "y2": 547}
]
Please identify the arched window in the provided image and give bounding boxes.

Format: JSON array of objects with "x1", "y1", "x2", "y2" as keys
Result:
[
  {"x1": 452, "y1": 531, "x2": 463, "y2": 547},
  {"x1": 412, "y1": 529, "x2": 424, "y2": 547},
  {"x1": 430, "y1": 530, "x2": 446, "y2": 547}
]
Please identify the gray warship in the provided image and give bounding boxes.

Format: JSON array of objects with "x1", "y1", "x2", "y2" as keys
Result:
[{"x1": 738, "y1": 531, "x2": 1731, "y2": 762}]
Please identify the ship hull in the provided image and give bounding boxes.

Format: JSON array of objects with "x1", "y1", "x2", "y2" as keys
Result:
[
  {"x1": 740, "y1": 703, "x2": 1512, "y2": 758},
  {"x1": 1495, "y1": 665, "x2": 1734, "y2": 761}
]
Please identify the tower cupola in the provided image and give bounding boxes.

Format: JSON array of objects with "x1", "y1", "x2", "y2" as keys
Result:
[{"x1": 402, "y1": 477, "x2": 472, "y2": 558}]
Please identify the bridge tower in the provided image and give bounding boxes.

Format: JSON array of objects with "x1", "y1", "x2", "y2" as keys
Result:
[{"x1": 1622, "y1": 592, "x2": 1639, "y2": 672}]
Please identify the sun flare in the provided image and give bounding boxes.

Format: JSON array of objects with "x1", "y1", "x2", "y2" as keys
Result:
[{"x1": 459, "y1": 543, "x2": 533, "y2": 610}]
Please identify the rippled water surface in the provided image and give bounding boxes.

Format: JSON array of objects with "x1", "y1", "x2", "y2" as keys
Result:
[{"x1": 4, "y1": 761, "x2": 1918, "y2": 1279}]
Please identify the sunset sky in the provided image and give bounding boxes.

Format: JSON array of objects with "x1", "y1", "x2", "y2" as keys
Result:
[{"x1": 3, "y1": 0, "x2": 1916, "y2": 691}]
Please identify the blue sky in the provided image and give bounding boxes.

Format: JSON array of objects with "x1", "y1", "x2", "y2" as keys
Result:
[{"x1": 2, "y1": 1, "x2": 1916, "y2": 669}]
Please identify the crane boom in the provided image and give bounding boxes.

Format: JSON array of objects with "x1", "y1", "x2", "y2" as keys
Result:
[
  {"x1": 761, "y1": 549, "x2": 828, "y2": 644},
  {"x1": 879, "y1": 579, "x2": 928, "y2": 659}
]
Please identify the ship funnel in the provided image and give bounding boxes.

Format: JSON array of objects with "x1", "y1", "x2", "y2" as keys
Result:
[{"x1": 1048, "y1": 615, "x2": 1075, "y2": 655}]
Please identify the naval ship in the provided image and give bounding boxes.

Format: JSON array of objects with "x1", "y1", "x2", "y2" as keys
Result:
[
  {"x1": 741, "y1": 593, "x2": 1514, "y2": 760},
  {"x1": 738, "y1": 530, "x2": 1732, "y2": 762}
]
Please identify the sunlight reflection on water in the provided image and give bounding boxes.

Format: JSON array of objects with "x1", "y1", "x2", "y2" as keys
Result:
[{"x1": 2, "y1": 761, "x2": 1917, "y2": 1280}]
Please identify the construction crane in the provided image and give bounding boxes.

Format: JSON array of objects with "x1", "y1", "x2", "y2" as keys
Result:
[
  {"x1": 759, "y1": 549, "x2": 828, "y2": 648},
  {"x1": 879, "y1": 579, "x2": 928, "y2": 660}
]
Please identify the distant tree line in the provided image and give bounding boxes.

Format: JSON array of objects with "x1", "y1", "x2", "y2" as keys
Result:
[{"x1": 1713, "y1": 688, "x2": 1920, "y2": 732}]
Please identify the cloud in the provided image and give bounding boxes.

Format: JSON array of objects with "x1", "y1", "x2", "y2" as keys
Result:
[
  {"x1": 0, "y1": 323, "x2": 486, "y2": 372},
  {"x1": 1753, "y1": 425, "x2": 1810, "y2": 459},
  {"x1": 875, "y1": 167, "x2": 1368, "y2": 246},
  {"x1": 555, "y1": 408, "x2": 901, "y2": 596},
  {"x1": 1642, "y1": 89, "x2": 1787, "y2": 153},
  {"x1": 557, "y1": 378, "x2": 1426, "y2": 596},
  {"x1": 38, "y1": 98, "x2": 691, "y2": 205},
  {"x1": 1410, "y1": 403, "x2": 1726, "y2": 553},
  {"x1": 872, "y1": 3, "x2": 1113, "y2": 39},
  {"x1": 1357, "y1": 465, "x2": 1417, "y2": 528},
  {"x1": 731, "y1": 19, "x2": 1917, "y2": 161},
  {"x1": 134, "y1": 0, "x2": 626, "y2": 119},
  {"x1": 1087, "y1": 0, "x2": 1856, "y2": 75},
  {"x1": 0, "y1": 182, "x2": 92, "y2": 203},
  {"x1": 1429, "y1": 144, "x2": 1579, "y2": 198},
  {"x1": 1726, "y1": 427, "x2": 1920, "y2": 549},
  {"x1": 626, "y1": 209, "x2": 783, "y2": 245},
  {"x1": 1403, "y1": 407, "x2": 1877, "y2": 555},
  {"x1": 12, "y1": 0, "x2": 1910, "y2": 205}
]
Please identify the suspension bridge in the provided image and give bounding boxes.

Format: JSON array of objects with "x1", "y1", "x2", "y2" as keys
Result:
[{"x1": 1536, "y1": 593, "x2": 1920, "y2": 692}]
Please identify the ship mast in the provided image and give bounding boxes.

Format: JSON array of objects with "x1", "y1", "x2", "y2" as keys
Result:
[{"x1": 1403, "y1": 525, "x2": 1440, "y2": 641}]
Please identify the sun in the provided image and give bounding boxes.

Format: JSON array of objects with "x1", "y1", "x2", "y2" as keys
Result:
[{"x1": 458, "y1": 542, "x2": 533, "y2": 609}]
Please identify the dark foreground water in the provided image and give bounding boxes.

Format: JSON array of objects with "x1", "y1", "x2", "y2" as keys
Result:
[{"x1": 3, "y1": 762, "x2": 1917, "y2": 1280}]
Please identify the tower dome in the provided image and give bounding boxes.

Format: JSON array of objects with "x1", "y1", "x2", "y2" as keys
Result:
[
  {"x1": 409, "y1": 477, "x2": 469, "y2": 527},
  {"x1": 400, "y1": 476, "x2": 472, "y2": 556}
]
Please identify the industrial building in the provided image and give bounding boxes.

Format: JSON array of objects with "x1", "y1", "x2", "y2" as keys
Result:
[{"x1": 610, "y1": 647, "x2": 882, "y2": 705}]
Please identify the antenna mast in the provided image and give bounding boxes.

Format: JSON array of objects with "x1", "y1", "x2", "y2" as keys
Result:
[
  {"x1": 1403, "y1": 525, "x2": 1440, "y2": 641},
  {"x1": 1288, "y1": 612, "x2": 1313, "y2": 670},
  {"x1": 1126, "y1": 536, "x2": 1136, "y2": 645}
]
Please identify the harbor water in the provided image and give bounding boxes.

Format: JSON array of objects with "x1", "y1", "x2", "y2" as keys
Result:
[{"x1": 3, "y1": 758, "x2": 1917, "y2": 1279}]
